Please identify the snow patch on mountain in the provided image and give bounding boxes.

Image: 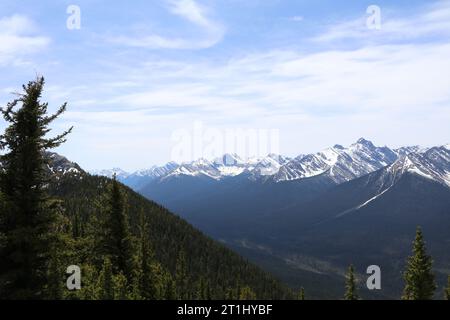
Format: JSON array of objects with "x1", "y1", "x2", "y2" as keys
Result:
[
  {"x1": 336, "y1": 186, "x2": 393, "y2": 218},
  {"x1": 388, "y1": 146, "x2": 450, "y2": 187},
  {"x1": 45, "y1": 152, "x2": 84, "y2": 179},
  {"x1": 91, "y1": 168, "x2": 129, "y2": 179},
  {"x1": 274, "y1": 138, "x2": 397, "y2": 183}
]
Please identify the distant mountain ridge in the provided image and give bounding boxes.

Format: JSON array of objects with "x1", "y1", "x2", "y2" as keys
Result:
[
  {"x1": 92, "y1": 139, "x2": 450, "y2": 189},
  {"x1": 92, "y1": 152, "x2": 293, "y2": 189}
]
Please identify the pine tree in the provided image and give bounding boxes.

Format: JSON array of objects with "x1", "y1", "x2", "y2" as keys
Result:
[
  {"x1": 298, "y1": 287, "x2": 305, "y2": 300},
  {"x1": 46, "y1": 202, "x2": 72, "y2": 299},
  {"x1": 113, "y1": 273, "x2": 129, "y2": 300},
  {"x1": 225, "y1": 287, "x2": 235, "y2": 300},
  {"x1": 46, "y1": 248, "x2": 63, "y2": 300},
  {"x1": 344, "y1": 265, "x2": 358, "y2": 300},
  {"x1": 99, "y1": 258, "x2": 114, "y2": 300},
  {"x1": 103, "y1": 175, "x2": 135, "y2": 283},
  {"x1": 77, "y1": 264, "x2": 99, "y2": 300},
  {"x1": 164, "y1": 277, "x2": 177, "y2": 300},
  {"x1": 175, "y1": 250, "x2": 188, "y2": 299},
  {"x1": 137, "y1": 209, "x2": 158, "y2": 299},
  {"x1": 0, "y1": 77, "x2": 72, "y2": 299},
  {"x1": 444, "y1": 275, "x2": 450, "y2": 300},
  {"x1": 72, "y1": 213, "x2": 82, "y2": 239},
  {"x1": 239, "y1": 286, "x2": 257, "y2": 300},
  {"x1": 0, "y1": 191, "x2": 8, "y2": 292},
  {"x1": 402, "y1": 227, "x2": 436, "y2": 300},
  {"x1": 195, "y1": 277, "x2": 211, "y2": 300},
  {"x1": 205, "y1": 280, "x2": 212, "y2": 300},
  {"x1": 196, "y1": 277, "x2": 206, "y2": 300}
]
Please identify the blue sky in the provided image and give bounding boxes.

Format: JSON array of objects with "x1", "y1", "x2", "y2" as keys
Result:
[{"x1": 1, "y1": 0, "x2": 450, "y2": 170}]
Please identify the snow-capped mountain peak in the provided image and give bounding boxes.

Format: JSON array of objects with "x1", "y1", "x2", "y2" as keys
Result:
[
  {"x1": 274, "y1": 138, "x2": 397, "y2": 183},
  {"x1": 133, "y1": 161, "x2": 179, "y2": 178},
  {"x1": 212, "y1": 153, "x2": 249, "y2": 177},
  {"x1": 355, "y1": 137, "x2": 375, "y2": 148},
  {"x1": 249, "y1": 154, "x2": 291, "y2": 177},
  {"x1": 45, "y1": 152, "x2": 84, "y2": 179},
  {"x1": 217, "y1": 153, "x2": 244, "y2": 166},
  {"x1": 91, "y1": 168, "x2": 129, "y2": 179},
  {"x1": 388, "y1": 146, "x2": 450, "y2": 187},
  {"x1": 394, "y1": 145, "x2": 429, "y2": 157}
]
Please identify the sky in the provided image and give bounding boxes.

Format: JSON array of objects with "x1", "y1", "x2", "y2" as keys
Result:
[{"x1": 0, "y1": 0, "x2": 449, "y2": 171}]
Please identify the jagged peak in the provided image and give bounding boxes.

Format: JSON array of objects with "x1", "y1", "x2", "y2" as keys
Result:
[
  {"x1": 387, "y1": 151, "x2": 450, "y2": 187},
  {"x1": 354, "y1": 137, "x2": 375, "y2": 148}
]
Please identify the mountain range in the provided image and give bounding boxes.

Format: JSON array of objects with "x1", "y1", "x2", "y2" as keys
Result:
[
  {"x1": 93, "y1": 138, "x2": 449, "y2": 188},
  {"x1": 92, "y1": 138, "x2": 450, "y2": 298}
]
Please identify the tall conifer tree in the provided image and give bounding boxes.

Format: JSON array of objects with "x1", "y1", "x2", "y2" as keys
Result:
[
  {"x1": 298, "y1": 287, "x2": 305, "y2": 300},
  {"x1": 99, "y1": 258, "x2": 114, "y2": 300},
  {"x1": 0, "y1": 77, "x2": 71, "y2": 299},
  {"x1": 175, "y1": 250, "x2": 188, "y2": 299},
  {"x1": 103, "y1": 175, "x2": 135, "y2": 283},
  {"x1": 402, "y1": 227, "x2": 436, "y2": 300},
  {"x1": 444, "y1": 275, "x2": 450, "y2": 300},
  {"x1": 344, "y1": 265, "x2": 358, "y2": 300},
  {"x1": 137, "y1": 209, "x2": 158, "y2": 299}
]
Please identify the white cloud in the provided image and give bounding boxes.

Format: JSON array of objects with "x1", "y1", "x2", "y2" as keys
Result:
[
  {"x1": 109, "y1": 0, "x2": 225, "y2": 49},
  {"x1": 168, "y1": 0, "x2": 212, "y2": 27},
  {"x1": 313, "y1": 1, "x2": 450, "y2": 43},
  {"x1": 289, "y1": 16, "x2": 304, "y2": 22},
  {"x1": 85, "y1": 42, "x2": 450, "y2": 118},
  {"x1": 0, "y1": 15, "x2": 50, "y2": 66},
  {"x1": 0, "y1": 14, "x2": 34, "y2": 34}
]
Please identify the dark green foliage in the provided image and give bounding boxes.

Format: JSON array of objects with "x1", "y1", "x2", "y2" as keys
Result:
[
  {"x1": 164, "y1": 277, "x2": 177, "y2": 300},
  {"x1": 239, "y1": 286, "x2": 257, "y2": 300},
  {"x1": 298, "y1": 287, "x2": 305, "y2": 300},
  {"x1": 344, "y1": 265, "x2": 358, "y2": 300},
  {"x1": 48, "y1": 172, "x2": 292, "y2": 299},
  {"x1": 99, "y1": 258, "x2": 114, "y2": 300},
  {"x1": 46, "y1": 248, "x2": 63, "y2": 300},
  {"x1": 195, "y1": 277, "x2": 210, "y2": 300},
  {"x1": 0, "y1": 77, "x2": 71, "y2": 299},
  {"x1": 445, "y1": 275, "x2": 450, "y2": 300},
  {"x1": 137, "y1": 209, "x2": 158, "y2": 299},
  {"x1": 175, "y1": 250, "x2": 189, "y2": 299},
  {"x1": 102, "y1": 175, "x2": 136, "y2": 283},
  {"x1": 113, "y1": 273, "x2": 129, "y2": 300},
  {"x1": 402, "y1": 227, "x2": 436, "y2": 300}
]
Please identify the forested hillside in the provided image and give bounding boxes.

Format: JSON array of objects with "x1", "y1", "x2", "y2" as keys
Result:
[{"x1": 47, "y1": 169, "x2": 292, "y2": 299}]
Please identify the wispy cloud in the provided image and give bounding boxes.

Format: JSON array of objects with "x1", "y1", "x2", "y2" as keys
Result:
[
  {"x1": 78, "y1": 42, "x2": 450, "y2": 118},
  {"x1": 167, "y1": 0, "x2": 213, "y2": 28},
  {"x1": 289, "y1": 16, "x2": 304, "y2": 22},
  {"x1": 0, "y1": 15, "x2": 50, "y2": 66},
  {"x1": 313, "y1": 1, "x2": 450, "y2": 43},
  {"x1": 109, "y1": 0, "x2": 225, "y2": 49}
]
